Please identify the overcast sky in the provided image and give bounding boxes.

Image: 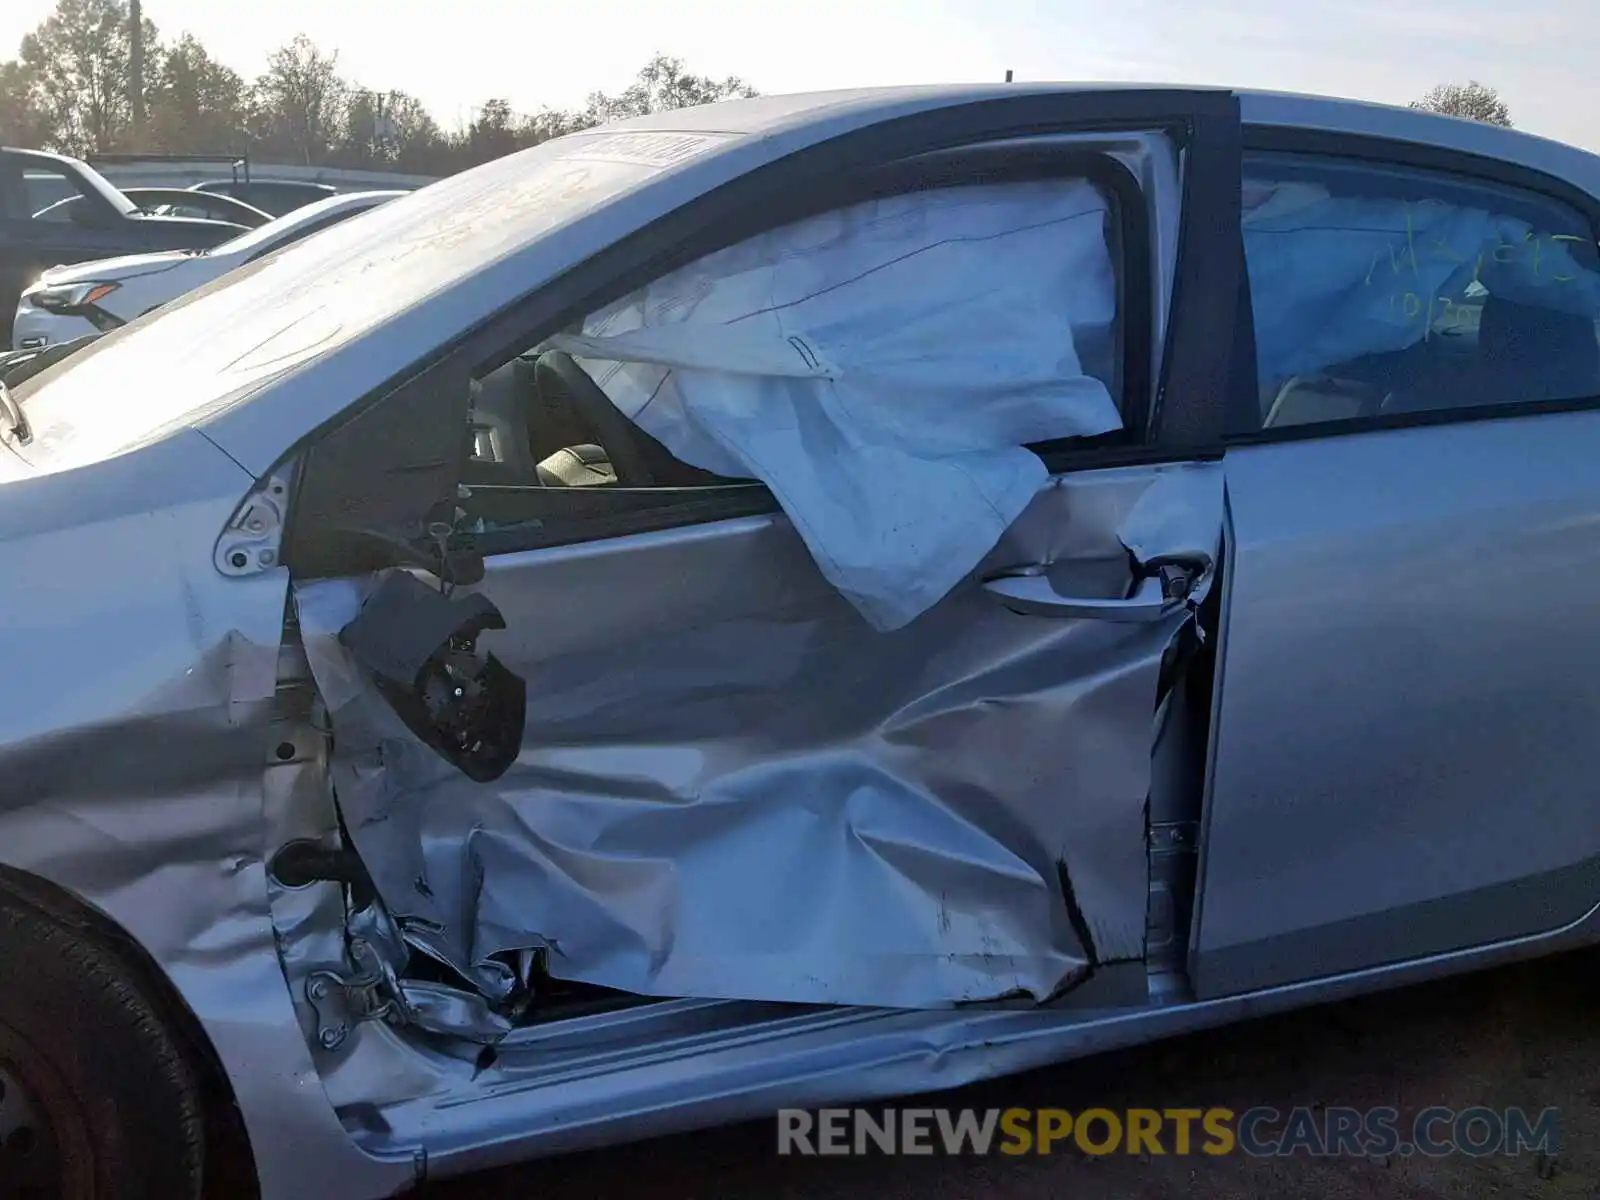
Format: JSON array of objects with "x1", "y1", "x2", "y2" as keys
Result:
[{"x1": 3, "y1": 0, "x2": 1596, "y2": 150}]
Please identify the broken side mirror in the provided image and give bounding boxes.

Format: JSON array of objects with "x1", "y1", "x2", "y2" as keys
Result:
[{"x1": 339, "y1": 570, "x2": 525, "y2": 782}]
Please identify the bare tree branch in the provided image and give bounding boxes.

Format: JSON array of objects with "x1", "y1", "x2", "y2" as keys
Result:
[{"x1": 1409, "y1": 81, "x2": 1513, "y2": 128}]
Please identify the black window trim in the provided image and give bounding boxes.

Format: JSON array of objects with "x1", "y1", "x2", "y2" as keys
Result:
[
  {"x1": 243, "y1": 207, "x2": 358, "y2": 263},
  {"x1": 1227, "y1": 125, "x2": 1600, "y2": 445},
  {"x1": 457, "y1": 148, "x2": 1165, "y2": 559},
  {"x1": 283, "y1": 90, "x2": 1244, "y2": 580}
]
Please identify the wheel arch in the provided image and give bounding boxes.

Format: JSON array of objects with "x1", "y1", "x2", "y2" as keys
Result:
[{"x1": 0, "y1": 862, "x2": 262, "y2": 1197}]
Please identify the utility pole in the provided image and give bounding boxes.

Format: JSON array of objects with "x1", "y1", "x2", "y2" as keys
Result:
[{"x1": 129, "y1": 0, "x2": 145, "y2": 147}]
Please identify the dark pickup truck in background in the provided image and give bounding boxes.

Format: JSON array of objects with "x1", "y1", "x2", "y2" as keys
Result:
[{"x1": 0, "y1": 146, "x2": 245, "y2": 346}]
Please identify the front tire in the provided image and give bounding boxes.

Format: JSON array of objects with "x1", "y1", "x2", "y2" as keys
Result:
[{"x1": 0, "y1": 895, "x2": 207, "y2": 1199}]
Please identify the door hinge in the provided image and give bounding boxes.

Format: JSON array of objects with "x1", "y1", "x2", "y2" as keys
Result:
[
  {"x1": 1146, "y1": 819, "x2": 1201, "y2": 1004},
  {"x1": 215, "y1": 464, "x2": 297, "y2": 577},
  {"x1": 305, "y1": 937, "x2": 403, "y2": 1051}
]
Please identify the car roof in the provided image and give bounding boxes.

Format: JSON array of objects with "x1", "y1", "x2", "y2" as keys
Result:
[
  {"x1": 1237, "y1": 89, "x2": 1600, "y2": 195},
  {"x1": 597, "y1": 83, "x2": 1600, "y2": 202},
  {"x1": 270, "y1": 189, "x2": 407, "y2": 221},
  {"x1": 195, "y1": 177, "x2": 336, "y2": 189},
  {"x1": 24, "y1": 82, "x2": 1600, "y2": 481},
  {"x1": 0, "y1": 146, "x2": 90, "y2": 170}
]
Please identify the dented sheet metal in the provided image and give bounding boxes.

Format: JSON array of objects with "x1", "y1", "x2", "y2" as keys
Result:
[
  {"x1": 296, "y1": 462, "x2": 1222, "y2": 1012},
  {"x1": 0, "y1": 431, "x2": 416, "y2": 1200}
]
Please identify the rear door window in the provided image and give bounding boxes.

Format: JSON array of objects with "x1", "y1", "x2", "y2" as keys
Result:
[{"x1": 1239, "y1": 151, "x2": 1600, "y2": 430}]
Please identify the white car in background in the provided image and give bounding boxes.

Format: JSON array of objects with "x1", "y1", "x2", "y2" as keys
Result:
[{"x1": 10, "y1": 189, "x2": 405, "y2": 349}]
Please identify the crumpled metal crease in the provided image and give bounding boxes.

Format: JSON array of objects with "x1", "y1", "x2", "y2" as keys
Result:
[
  {"x1": 0, "y1": 432, "x2": 392, "y2": 1200},
  {"x1": 294, "y1": 462, "x2": 1222, "y2": 1012}
]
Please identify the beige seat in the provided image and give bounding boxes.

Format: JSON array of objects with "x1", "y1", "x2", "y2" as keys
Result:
[{"x1": 534, "y1": 444, "x2": 617, "y2": 488}]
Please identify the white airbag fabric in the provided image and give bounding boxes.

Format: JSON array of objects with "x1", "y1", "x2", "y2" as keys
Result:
[
  {"x1": 1244, "y1": 180, "x2": 1600, "y2": 386},
  {"x1": 544, "y1": 179, "x2": 1121, "y2": 629}
]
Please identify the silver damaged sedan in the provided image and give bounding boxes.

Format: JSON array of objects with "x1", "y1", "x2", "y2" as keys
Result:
[{"x1": 1, "y1": 84, "x2": 1598, "y2": 1198}]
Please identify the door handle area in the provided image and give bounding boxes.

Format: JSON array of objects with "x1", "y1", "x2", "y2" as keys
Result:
[{"x1": 982, "y1": 572, "x2": 1177, "y2": 622}]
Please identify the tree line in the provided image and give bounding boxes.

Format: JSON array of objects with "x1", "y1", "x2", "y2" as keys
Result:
[
  {"x1": 2, "y1": 0, "x2": 1515, "y2": 179},
  {"x1": 0, "y1": 0, "x2": 757, "y2": 174}
]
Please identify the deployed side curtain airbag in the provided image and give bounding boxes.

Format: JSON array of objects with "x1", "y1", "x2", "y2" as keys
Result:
[
  {"x1": 1244, "y1": 180, "x2": 1600, "y2": 388},
  {"x1": 543, "y1": 179, "x2": 1121, "y2": 630}
]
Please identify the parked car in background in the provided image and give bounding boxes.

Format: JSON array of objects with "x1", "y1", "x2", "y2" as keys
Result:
[
  {"x1": 0, "y1": 146, "x2": 245, "y2": 345},
  {"x1": 124, "y1": 187, "x2": 274, "y2": 227},
  {"x1": 3, "y1": 86, "x2": 1600, "y2": 1199},
  {"x1": 11, "y1": 190, "x2": 404, "y2": 348},
  {"x1": 190, "y1": 177, "x2": 340, "y2": 215},
  {"x1": 32, "y1": 186, "x2": 273, "y2": 229}
]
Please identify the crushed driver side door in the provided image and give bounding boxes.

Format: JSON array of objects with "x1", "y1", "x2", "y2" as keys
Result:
[{"x1": 285, "y1": 92, "x2": 1244, "y2": 1025}]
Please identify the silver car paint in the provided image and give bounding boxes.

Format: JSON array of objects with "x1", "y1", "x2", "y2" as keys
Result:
[
  {"x1": 280, "y1": 126, "x2": 1190, "y2": 1022},
  {"x1": 0, "y1": 432, "x2": 416, "y2": 1198},
  {"x1": 189, "y1": 88, "x2": 1600, "y2": 476},
  {"x1": 290, "y1": 462, "x2": 1220, "y2": 1013},
  {"x1": 366, "y1": 903, "x2": 1600, "y2": 1181},
  {"x1": 1238, "y1": 89, "x2": 1600, "y2": 198},
  {"x1": 0, "y1": 86, "x2": 1595, "y2": 1200},
  {"x1": 0, "y1": 93, "x2": 1203, "y2": 1198},
  {"x1": 1195, "y1": 410, "x2": 1600, "y2": 996}
]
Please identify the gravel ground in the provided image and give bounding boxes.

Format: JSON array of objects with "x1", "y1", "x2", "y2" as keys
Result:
[{"x1": 428, "y1": 948, "x2": 1600, "y2": 1199}]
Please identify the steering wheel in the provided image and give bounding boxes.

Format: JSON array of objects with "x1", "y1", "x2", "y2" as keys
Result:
[{"x1": 532, "y1": 351, "x2": 657, "y2": 486}]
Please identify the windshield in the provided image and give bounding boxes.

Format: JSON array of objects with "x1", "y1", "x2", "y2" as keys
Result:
[
  {"x1": 10, "y1": 129, "x2": 732, "y2": 472},
  {"x1": 27, "y1": 162, "x2": 136, "y2": 218}
]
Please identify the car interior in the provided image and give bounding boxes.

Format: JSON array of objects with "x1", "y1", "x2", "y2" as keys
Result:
[
  {"x1": 0, "y1": 162, "x2": 40, "y2": 222},
  {"x1": 460, "y1": 304, "x2": 1121, "y2": 500},
  {"x1": 462, "y1": 349, "x2": 739, "y2": 493},
  {"x1": 1250, "y1": 151, "x2": 1600, "y2": 429},
  {"x1": 1262, "y1": 296, "x2": 1600, "y2": 426}
]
